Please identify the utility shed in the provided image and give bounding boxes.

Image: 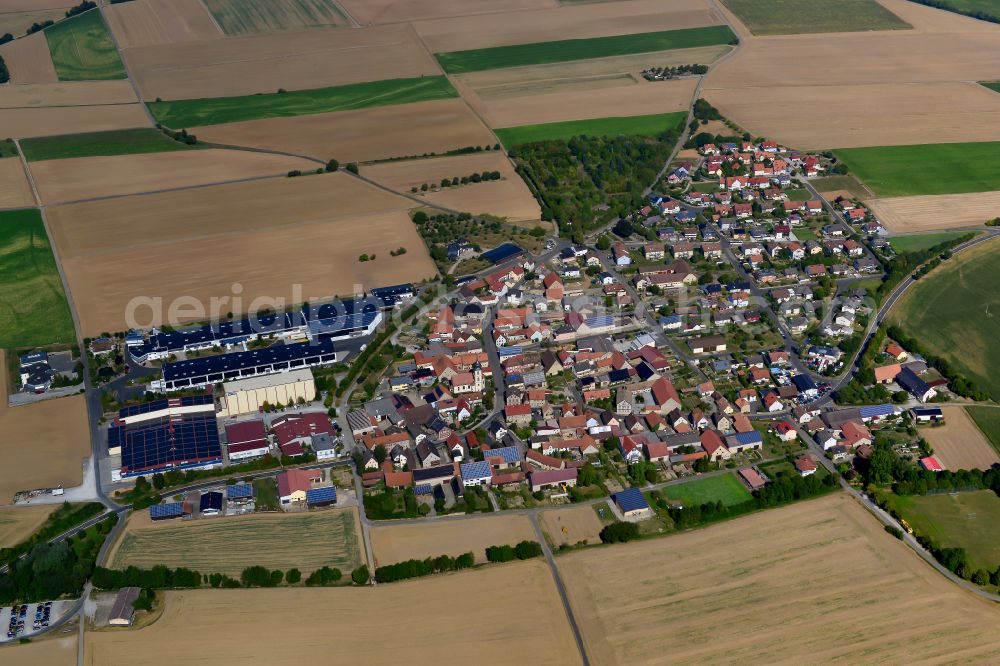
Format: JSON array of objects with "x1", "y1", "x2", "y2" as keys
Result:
[{"x1": 109, "y1": 587, "x2": 141, "y2": 626}]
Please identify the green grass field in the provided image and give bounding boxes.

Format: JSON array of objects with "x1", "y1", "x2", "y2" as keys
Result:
[
  {"x1": 889, "y1": 238, "x2": 1000, "y2": 400},
  {"x1": 0, "y1": 210, "x2": 76, "y2": 348},
  {"x1": 785, "y1": 188, "x2": 811, "y2": 201},
  {"x1": 810, "y1": 174, "x2": 872, "y2": 198},
  {"x1": 203, "y1": 0, "x2": 349, "y2": 35},
  {"x1": 20, "y1": 128, "x2": 200, "y2": 162},
  {"x1": 834, "y1": 142, "x2": 1000, "y2": 197},
  {"x1": 149, "y1": 75, "x2": 457, "y2": 127},
  {"x1": 496, "y1": 112, "x2": 686, "y2": 146},
  {"x1": 44, "y1": 9, "x2": 125, "y2": 81},
  {"x1": 661, "y1": 473, "x2": 752, "y2": 508},
  {"x1": 721, "y1": 0, "x2": 910, "y2": 35},
  {"x1": 966, "y1": 407, "x2": 1000, "y2": 456},
  {"x1": 888, "y1": 232, "x2": 971, "y2": 254},
  {"x1": 435, "y1": 25, "x2": 736, "y2": 74},
  {"x1": 887, "y1": 490, "x2": 1000, "y2": 572},
  {"x1": 928, "y1": 1, "x2": 1000, "y2": 23}
]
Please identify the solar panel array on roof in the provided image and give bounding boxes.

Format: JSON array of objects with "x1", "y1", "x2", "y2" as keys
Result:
[
  {"x1": 460, "y1": 460, "x2": 491, "y2": 481},
  {"x1": 161, "y1": 339, "x2": 339, "y2": 390},
  {"x1": 116, "y1": 414, "x2": 222, "y2": 476},
  {"x1": 149, "y1": 502, "x2": 185, "y2": 519},
  {"x1": 414, "y1": 484, "x2": 433, "y2": 495},
  {"x1": 481, "y1": 242, "x2": 523, "y2": 264},
  {"x1": 306, "y1": 486, "x2": 337, "y2": 505},
  {"x1": 585, "y1": 315, "x2": 615, "y2": 328},
  {"x1": 118, "y1": 394, "x2": 213, "y2": 419},
  {"x1": 226, "y1": 483, "x2": 254, "y2": 500},
  {"x1": 859, "y1": 404, "x2": 895, "y2": 419},
  {"x1": 482, "y1": 446, "x2": 520, "y2": 464},
  {"x1": 614, "y1": 487, "x2": 650, "y2": 513},
  {"x1": 497, "y1": 346, "x2": 522, "y2": 357},
  {"x1": 735, "y1": 431, "x2": 763, "y2": 445}
]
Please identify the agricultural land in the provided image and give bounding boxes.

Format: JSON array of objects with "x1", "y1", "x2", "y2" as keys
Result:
[
  {"x1": 539, "y1": 504, "x2": 606, "y2": 547},
  {"x1": 109, "y1": 509, "x2": 363, "y2": 577},
  {"x1": 44, "y1": 9, "x2": 126, "y2": 81},
  {"x1": 967, "y1": 406, "x2": 1000, "y2": 455},
  {"x1": 3, "y1": 634, "x2": 76, "y2": 666},
  {"x1": 20, "y1": 128, "x2": 199, "y2": 162},
  {"x1": 720, "y1": 0, "x2": 910, "y2": 35},
  {"x1": 889, "y1": 238, "x2": 1000, "y2": 400},
  {"x1": 0, "y1": 31, "x2": 58, "y2": 84},
  {"x1": 104, "y1": 0, "x2": 222, "y2": 49},
  {"x1": 495, "y1": 112, "x2": 686, "y2": 146},
  {"x1": 921, "y1": 406, "x2": 1000, "y2": 471},
  {"x1": 559, "y1": 494, "x2": 1000, "y2": 664},
  {"x1": 84, "y1": 562, "x2": 580, "y2": 665},
  {"x1": 370, "y1": 514, "x2": 537, "y2": 566},
  {"x1": 888, "y1": 232, "x2": 973, "y2": 254},
  {"x1": 202, "y1": 0, "x2": 350, "y2": 35},
  {"x1": 0, "y1": 157, "x2": 35, "y2": 208},
  {"x1": 0, "y1": 504, "x2": 56, "y2": 548}
]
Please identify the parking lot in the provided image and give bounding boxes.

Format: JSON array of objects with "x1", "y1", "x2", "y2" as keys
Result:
[{"x1": 0, "y1": 600, "x2": 72, "y2": 642}]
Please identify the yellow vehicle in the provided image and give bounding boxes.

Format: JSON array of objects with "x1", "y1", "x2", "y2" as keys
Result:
[{"x1": 899, "y1": 519, "x2": 913, "y2": 535}]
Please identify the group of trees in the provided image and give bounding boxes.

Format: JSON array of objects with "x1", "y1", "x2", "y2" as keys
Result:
[
  {"x1": 484, "y1": 540, "x2": 542, "y2": 562},
  {"x1": 641, "y1": 64, "x2": 708, "y2": 81},
  {"x1": 26, "y1": 20, "x2": 54, "y2": 35},
  {"x1": 65, "y1": 1, "x2": 96, "y2": 18},
  {"x1": 158, "y1": 126, "x2": 198, "y2": 146},
  {"x1": 0, "y1": 502, "x2": 104, "y2": 567},
  {"x1": 374, "y1": 552, "x2": 475, "y2": 583},
  {"x1": 887, "y1": 324, "x2": 989, "y2": 401},
  {"x1": 599, "y1": 521, "x2": 640, "y2": 543},
  {"x1": 410, "y1": 170, "x2": 502, "y2": 193},
  {"x1": 0, "y1": 55, "x2": 8, "y2": 85},
  {"x1": 93, "y1": 563, "x2": 368, "y2": 591},
  {"x1": 907, "y1": 0, "x2": 999, "y2": 24}
]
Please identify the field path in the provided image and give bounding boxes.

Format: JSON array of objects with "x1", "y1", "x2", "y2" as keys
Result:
[
  {"x1": 98, "y1": 2, "x2": 155, "y2": 126},
  {"x1": 533, "y1": 512, "x2": 590, "y2": 666}
]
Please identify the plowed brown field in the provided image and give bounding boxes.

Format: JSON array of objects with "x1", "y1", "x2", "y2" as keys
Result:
[
  {"x1": 0, "y1": 104, "x2": 150, "y2": 139},
  {"x1": 3, "y1": 634, "x2": 76, "y2": 666},
  {"x1": 558, "y1": 493, "x2": 1000, "y2": 664},
  {"x1": 341, "y1": 0, "x2": 556, "y2": 25},
  {"x1": 0, "y1": 504, "x2": 56, "y2": 548},
  {"x1": 0, "y1": 80, "x2": 137, "y2": 107},
  {"x1": 124, "y1": 24, "x2": 441, "y2": 100},
  {"x1": 868, "y1": 192, "x2": 1000, "y2": 232},
  {"x1": 194, "y1": 98, "x2": 495, "y2": 163},
  {"x1": 371, "y1": 514, "x2": 538, "y2": 565},
  {"x1": 106, "y1": 0, "x2": 222, "y2": 48},
  {"x1": 0, "y1": 32, "x2": 57, "y2": 84},
  {"x1": 923, "y1": 406, "x2": 1000, "y2": 471},
  {"x1": 46, "y1": 174, "x2": 436, "y2": 335},
  {"x1": 0, "y1": 157, "x2": 35, "y2": 208},
  {"x1": 29, "y1": 149, "x2": 316, "y2": 204}
]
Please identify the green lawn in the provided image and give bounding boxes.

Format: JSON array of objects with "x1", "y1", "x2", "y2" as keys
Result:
[
  {"x1": 661, "y1": 473, "x2": 752, "y2": 508},
  {"x1": 149, "y1": 75, "x2": 457, "y2": 127},
  {"x1": 20, "y1": 128, "x2": 201, "y2": 162},
  {"x1": 889, "y1": 238, "x2": 1000, "y2": 400},
  {"x1": 435, "y1": 25, "x2": 736, "y2": 74},
  {"x1": 44, "y1": 9, "x2": 126, "y2": 81},
  {"x1": 785, "y1": 188, "x2": 811, "y2": 201},
  {"x1": 886, "y1": 490, "x2": 1000, "y2": 572},
  {"x1": 496, "y1": 112, "x2": 686, "y2": 146},
  {"x1": 203, "y1": 0, "x2": 349, "y2": 35},
  {"x1": 888, "y1": 232, "x2": 972, "y2": 254},
  {"x1": 0, "y1": 210, "x2": 76, "y2": 348},
  {"x1": 721, "y1": 0, "x2": 910, "y2": 35},
  {"x1": 834, "y1": 142, "x2": 1000, "y2": 197},
  {"x1": 966, "y1": 406, "x2": 1000, "y2": 456}
]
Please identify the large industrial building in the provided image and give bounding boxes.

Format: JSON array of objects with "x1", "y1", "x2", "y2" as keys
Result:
[
  {"x1": 221, "y1": 368, "x2": 316, "y2": 417},
  {"x1": 109, "y1": 394, "x2": 222, "y2": 480}
]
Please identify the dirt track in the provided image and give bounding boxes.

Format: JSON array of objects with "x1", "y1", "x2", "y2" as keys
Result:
[
  {"x1": 84, "y1": 562, "x2": 581, "y2": 666},
  {"x1": 558, "y1": 493, "x2": 1000, "y2": 664},
  {"x1": 924, "y1": 407, "x2": 1000, "y2": 471}
]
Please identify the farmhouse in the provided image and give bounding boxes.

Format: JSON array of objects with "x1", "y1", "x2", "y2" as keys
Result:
[
  {"x1": 896, "y1": 368, "x2": 936, "y2": 403},
  {"x1": 221, "y1": 368, "x2": 316, "y2": 417},
  {"x1": 530, "y1": 468, "x2": 577, "y2": 492},
  {"x1": 689, "y1": 335, "x2": 727, "y2": 354},
  {"x1": 272, "y1": 413, "x2": 335, "y2": 456},
  {"x1": 276, "y1": 468, "x2": 323, "y2": 506}
]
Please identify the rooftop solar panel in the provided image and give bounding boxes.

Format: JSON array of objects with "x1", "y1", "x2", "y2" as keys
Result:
[
  {"x1": 119, "y1": 413, "x2": 222, "y2": 475},
  {"x1": 414, "y1": 484, "x2": 433, "y2": 495},
  {"x1": 460, "y1": 460, "x2": 491, "y2": 480},
  {"x1": 614, "y1": 488, "x2": 650, "y2": 512},
  {"x1": 482, "y1": 446, "x2": 520, "y2": 464},
  {"x1": 306, "y1": 487, "x2": 337, "y2": 504},
  {"x1": 226, "y1": 483, "x2": 254, "y2": 499},
  {"x1": 149, "y1": 503, "x2": 185, "y2": 519}
]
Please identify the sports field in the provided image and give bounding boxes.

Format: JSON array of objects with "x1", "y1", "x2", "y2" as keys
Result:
[
  {"x1": 110, "y1": 509, "x2": 363, "y2": 576},
  {"x1": 20, "y1": 128, "x2": 198, "y2": 162},
  {"x1": 922, "y1": 406, "x2": 1000, "y2": 471},
  {"x1": 887, "y1": 490, "x2": 1000, "y2": 572},
  {"x1": 888, "y1": 238, "x2": 1000, "y2": 400},
  {"x1": 660, "y1": 472, "x2": 752, "y2": 508},
  {"x1": 44, "y1": 9, "x2": 126, "y2": 81},
  {"x1": 836, "y1": 142, "x2": 1000, "y2": 197},
  {"x1": 149, "y1": 76, "x2": 457, "y2": 127},
  {"x1": 496, "y1": 111, "x2": 685, "y2": 145},
  {"x1": 558, "y1": 493, "x2": 1000, "y2": 664},
  {"x1": 888, "y1": 232, "x2": 972, "y2": 254},
  {"x1": 0, "y1": 209, "x2": 75, "y2": 348},
  {"x1": 721, "y1": 0, "x2": 910, "y2": 35},
  {"x1": 203, "y1": 0, "x2": 349, "y2": 35},
  {"x1": 436, "y1": 25, "x2": 736, "y2": 73},
  {"x1": 85, "y1": 562, "x2": 580, "y2": 666},
  {"x1": 967, "y1": 406, "x2": 1000, "y2": 456}
]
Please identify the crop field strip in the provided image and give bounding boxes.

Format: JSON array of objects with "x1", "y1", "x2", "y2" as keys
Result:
[
  {"x1": 435, "y1": 25, "x2": 736, "y2": 73},
  {"x1": 44, "y1": 9, "x2": 126, "y2": 81},
  {"x1": 967, "y1": 406, "x2": 1000, "y2": 456},
  {"x1": 149, "y1": 75, "x2": 457, "y2": 128},
  {"x1": 203, "y1": 0, "x2": 350, "y2": 35},
  {"x1": 111, "y1": 510, "x2": 363, "y2": 576},
  {"x1": 20, "y1": 128, "x2": 201, "y2": 162},
  {"x1": 720, "y1": 0, "x2": 911, "y2": 35},
  {"x1": 496, "y1": 111, "x2": 686, "y2": 145}
]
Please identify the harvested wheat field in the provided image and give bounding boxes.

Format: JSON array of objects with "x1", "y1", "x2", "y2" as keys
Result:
[
  {"x1": 341, "y1": 0, "x2": 556, "y2": 25},
  {"x1": 471, "y1": 76, "x2": 697, "y2": 128},
  {"x1": 2, "y1": 634, "x2": 77, "y2": 666},
  {"x1": 30, "y1": 149, "x2": 316, "y2": 205},
  {"x1": 195, "y1": 98, "x2": 495, "y2": 163},
  {"x1": 868, "y1": 191, "x2": 1000, "y2": 232},
  {"x1": 0, "y1": 8, "x2": 66, "y2": 39},
  {"x1": 46, "y1": 173, "x2": 435, "y2": 335},
  {"x1": 558, "y1": 493, "x2": 1000, "y2": 664},
  {"x1": 0, "y1": 105, "x2": 149, "y2": 140},
  {"x1": 0, "y1": 0, "x2": 71, "y2": 9},
  {"x1": 86, "y1": 562, "x2": 579, "y2": 665},
  {"x1": 416, "y1": 0, "x2": 720, "y2": 52},
  {"x1": 124, "y1": 24, "x2": 441, "y2": 100},
  {"x1": 0, "y1": 504, "x2": 56, "y2": 548},
  {"x1": 0, "y1": 351, "x2": 90, "y2": 504},
  {"x1": 105, "y1": 0, "x2": 222, "y2": 49},
  {"x1": 0, "y1": 31, "x2": 57, "y2": 84},
  {"x1": 0, "y1": 80, "x2": 137, "y2": 108},
  {"x1": 363, "y1": 152, "x2": 539, "y2": 223},
  {"x1": 370, "y1": 514, "x2": 537, "y2": 566},
  {"x1": 0, "y1": 158, "x2": 35, "y2": 208},
  {"x1": 540, "y1": 504, "x2": 604, "y2": 547},
  {"x1": 923, "y1": 406, "x2": 1000, "y2": 471},
  {"x1": 110, "y1": 509, "x2": 363, "y2": 576}
]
